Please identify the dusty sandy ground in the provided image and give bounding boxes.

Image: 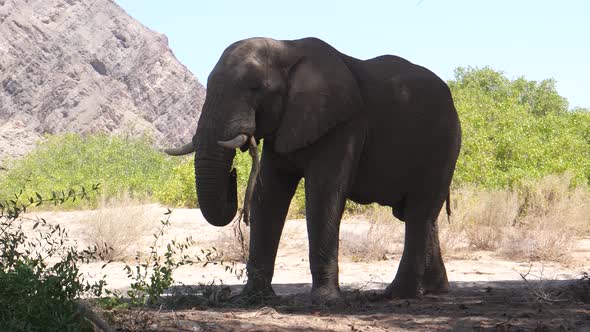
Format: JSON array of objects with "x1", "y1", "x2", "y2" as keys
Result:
[{"x1": 24, "y1": 206, "x2": 590, "y2": 331}]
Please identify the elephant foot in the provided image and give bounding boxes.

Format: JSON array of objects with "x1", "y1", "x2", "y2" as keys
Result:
[
  {"x1": 423, "y1": 275, "x2": 449, "y2": 295},
  {"x1": 383, "y1": 280, "x2": 423, "y2": 299},
  {"x1": 237, "y1": 289, "x2": 277, "y2": 304},
  {"x1": 384, "y1": 275, "x2": 449, "y2": 299},
  {"x1": 238, "y1": 280, "x2": 277, "y2": 304},
  {"x1": 422, "y1": 262, "x2": 450, "y2": 295},
  {"x1": 310, "y1": 285, "x2": 342, "y2": 305}
]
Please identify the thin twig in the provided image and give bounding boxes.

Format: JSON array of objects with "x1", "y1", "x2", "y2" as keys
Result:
[
  {"x1": 232, "y1": 217, "x2": 248, "y2": 264},
  {"x1": 518, "y1": 265, "x2": 570, "y2": 303}
]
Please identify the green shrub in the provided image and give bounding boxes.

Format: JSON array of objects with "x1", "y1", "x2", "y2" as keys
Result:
[
  {"x1": 0, "y1": 188, "x2": 108, "y2": 331},
  {"x1": 289, "y1": 180, "x2": 307, "y2": 217},
  {"x1": 450, "y1": 67, "x2": 590, "y2": 188},
  {"x1": 0, "y1": 134, "x2": 181, "y2": 209},
  {"x1": 116, "y1": 209, "x2": 243, "y2": 307},
  {"x1": 154, "y1": 156, "x2": 197, "y2": 207},
  {"x1": 123, "y1": 209, "x2": 197, "y2": 306}
]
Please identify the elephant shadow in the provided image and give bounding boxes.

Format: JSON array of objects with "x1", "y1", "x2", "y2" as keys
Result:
[
  {"x1": 130, "y1": 279, "x2": 590, "y2": 330},
  {"x1": 163, "y1": 279, "x2": 588, "y2": 322}
]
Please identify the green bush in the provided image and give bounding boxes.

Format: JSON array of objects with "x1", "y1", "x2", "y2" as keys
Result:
[
  {"x1": 0, "y1": 187, "x2": 237, "y2": 329},
  {"x1": 0, "y1": 134, "x2": 182, "y2": 209},
  {"x1": 123, "y1": 209, "x2": 198, "y2": 306},
  {"x1": 450, "y1": 67, "x2": 590, "y2": 188},
  {"x1": 154, "y1": 156, "x2": 197, "y2": 208},
  {"x1": 0, "y1": 188, "x2": 107, "y2": 331}
]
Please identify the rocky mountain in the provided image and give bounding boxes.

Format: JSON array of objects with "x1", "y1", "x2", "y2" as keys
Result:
[{"x1": 0, "y1": 0, "x2": 205, "y2": 164}]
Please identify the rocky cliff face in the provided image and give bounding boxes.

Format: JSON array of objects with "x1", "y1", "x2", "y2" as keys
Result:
[{"x1": 0, "y1": 0, "x2": 205, "y2": 163}]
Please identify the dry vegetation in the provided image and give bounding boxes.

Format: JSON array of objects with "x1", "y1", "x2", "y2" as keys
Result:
[
  {"x1": 502, "y1": 174, "x2": 590, "y2": 261},
  {"x1": 439, "y1": 173, "x2": 590, "y2": 262},
  {"x1": 212, "y1": 221, "x2": 250, "y2": 263},
  {"x1": 81, "y1": 193, "x2": 161, "y2": 261},
  {"x1": 178, "y1": 173, "x2": 590, "y2": 267},
  {"x1": 80, "y1": 174, "x2": 588, "y2": 266},
  {"x1": 340, "y1": 206, "x2": 404, "y2": 262},
  {"x1": 339, "y1": 173, "x2": 589, "y2": 263},
  {"x1": 211, "y1": 217, "x2": 306, "y2": 264}
]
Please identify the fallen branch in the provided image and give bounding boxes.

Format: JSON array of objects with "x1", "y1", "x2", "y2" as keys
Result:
[
  {"x1": 230, "y1": 136, "x2": 260, "y2": 263},
  {"x1": 242, "y1": 136, "x2": 260, "y2": 226}
]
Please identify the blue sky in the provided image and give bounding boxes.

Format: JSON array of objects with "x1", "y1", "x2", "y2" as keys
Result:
[{"x1": 115, "y1": 1, "x2": 589, "y2": 108}]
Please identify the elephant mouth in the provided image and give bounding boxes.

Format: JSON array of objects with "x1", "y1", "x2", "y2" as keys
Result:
[{"x1": 216, "y1": 134, "x2": 261, "y2": 226}]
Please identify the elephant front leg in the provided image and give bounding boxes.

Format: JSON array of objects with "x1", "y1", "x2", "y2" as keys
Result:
[
  {"x1": 304, "y1": 178, "x2": 348, "y2": 303},
  {"x1": 242, "y1": 153, "x2": 300, "y2": 300},
  {"x1": 302, "y1": 118, "x2": 365, "y2": 303},
  {"x1": 385, "y1": 210, "x2": 449, "y2": 298}
]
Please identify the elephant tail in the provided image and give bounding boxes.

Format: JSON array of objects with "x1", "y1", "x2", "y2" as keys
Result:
[{"x1": 445, "y1": 191, "x2": 452, "y2": 223}]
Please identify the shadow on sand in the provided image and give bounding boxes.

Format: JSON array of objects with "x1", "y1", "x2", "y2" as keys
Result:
[{"x1": 128, "y1": 278, "x2": 590, "y2": 331}]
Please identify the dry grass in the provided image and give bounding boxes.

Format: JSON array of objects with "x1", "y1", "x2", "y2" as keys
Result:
[
  {"x1": 212, "y1": 221, "x2": 250, "y2": 263},
  {"x1": 339, "y1": 176, "x2": 588, "y2": 263},
  {"x1": 437, "y1": 188, "x2": 516, "y2": 257},
  {"x1": 460, "y1": 188, "x2": 519, "y2": 251},
  {"x1": 438, "y1": 217, "x2": 467, "y2": 257},
  {"x1": 340, "y1": 205, "x2": 404, "y2": 262},
  {"x1": 502, "y1": 227, "x2": 578, "y2": 262},
  {"x1": 81, "y1": 193, "x2": 160, "y2": 261},
  {"x1": 501, "y1": 174, "x2": 590, "y2": 261},
  {"x1": 439, "y1": 173, "x2": 590, "y2": 262},
  {"x1": 211, "y1": 218, "x2": 307, "y2": 264}
]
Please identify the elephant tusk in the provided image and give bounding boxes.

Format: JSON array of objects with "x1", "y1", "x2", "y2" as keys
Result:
[
  {"x1": 217, "y1": 134, "x2": 248, "y2": 149},
  {"x1": 164, "y1": 142, "x2": 195, "y2": 156}
]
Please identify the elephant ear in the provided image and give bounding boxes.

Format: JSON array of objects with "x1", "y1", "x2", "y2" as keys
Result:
[{"x1": 273, "y1": 49, "x2": 363, "y2": 154}]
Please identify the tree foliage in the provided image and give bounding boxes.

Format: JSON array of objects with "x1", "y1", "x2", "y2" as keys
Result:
[{"x1": 450, "y1": 67, "x2": 589, "y2": 188}]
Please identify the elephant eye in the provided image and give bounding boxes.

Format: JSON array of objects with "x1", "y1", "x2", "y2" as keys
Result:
[{"x1": 248, "y1": 82, "x2": 262, "y2": 92}]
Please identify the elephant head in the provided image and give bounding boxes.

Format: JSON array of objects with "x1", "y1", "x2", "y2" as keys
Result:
[{"x1": 166, "y1": 37, "x2": 363, "y2": 227}]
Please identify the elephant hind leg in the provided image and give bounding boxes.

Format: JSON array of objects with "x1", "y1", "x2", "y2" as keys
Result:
[
  {"x1": 384, "y1": 197, "x2": 448, "y2": 298},
  {"x1": 422, "y1": 218, "x2": 449, "y2": 295}
]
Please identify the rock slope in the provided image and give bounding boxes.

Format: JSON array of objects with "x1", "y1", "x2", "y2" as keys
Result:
[{"x1": 0, "y1": 0, "x2": 205, "y2": 163}]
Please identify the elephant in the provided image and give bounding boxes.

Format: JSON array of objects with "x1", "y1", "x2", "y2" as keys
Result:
[{"x1": 166, "y1": 37, "x2": 462, "y2": 301}]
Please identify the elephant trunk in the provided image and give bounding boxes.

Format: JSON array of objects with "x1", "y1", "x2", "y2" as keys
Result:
[{"x1": 194, "y1": 129, "x2": 238, "y2": 227}]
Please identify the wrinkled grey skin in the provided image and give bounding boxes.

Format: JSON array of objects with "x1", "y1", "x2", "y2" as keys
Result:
[{"x1": 168, "y1": 37, "x2": 461, "y2": 301}]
